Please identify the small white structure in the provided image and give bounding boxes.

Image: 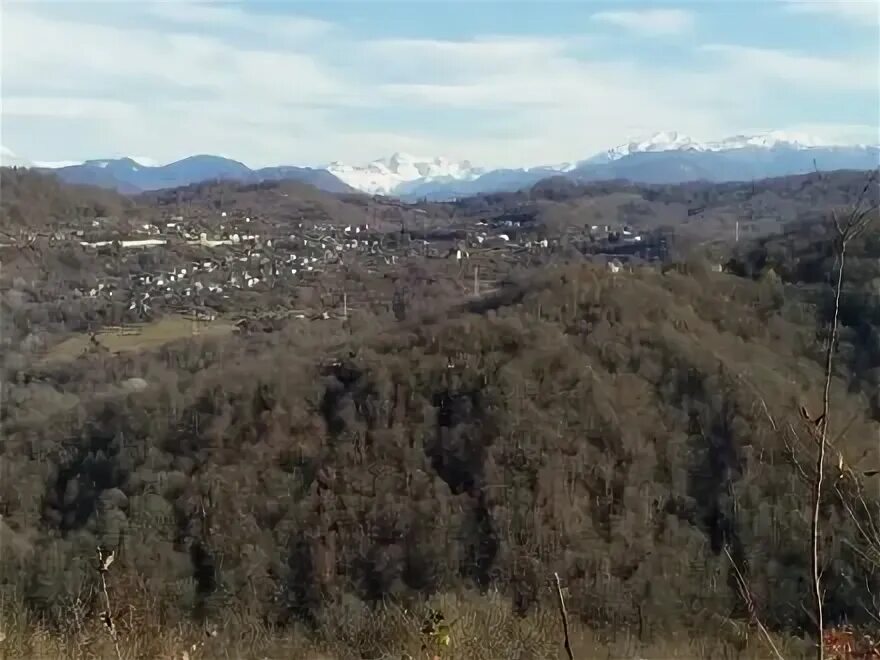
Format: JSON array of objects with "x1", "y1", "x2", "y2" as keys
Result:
[{"x1": 122, "y1": 377, "x2": 149, "y2": 393}]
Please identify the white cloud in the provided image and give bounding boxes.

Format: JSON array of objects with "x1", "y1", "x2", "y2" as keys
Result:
[
  {"x1": 700, "y1": 44, "x2": 878, "y2": 92},
  {"x1": 781, "y1": 0, "x2": 880, "y2": 24},
  {"x1": 363, "y1": 36, "x2": 567, "y2": 72},
  {"x1": 3, "y1": 97, "x2": 137, "y2": 120},
  {"x1": 146, "y1": 1, "x2": 334, "y2": 40},
  {"x1": 776, "y1": 122, "x2": 880, "y2": 145},
  {"x1": 591, "y1": 9, "x2": 695, "y2": 37},
  {"x1": 0, "y1": 2, "x2": 875, "y2": 169},
  {"x1": 2, "y1": 7, "x2": 353, "y2": 105}
]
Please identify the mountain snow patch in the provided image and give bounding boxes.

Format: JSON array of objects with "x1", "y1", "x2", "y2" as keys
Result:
[
  {"x1": 327, "y1": 152, "x2": 484, "y2": 195},
  {"x1": 591, "y1": 130, "x2": 842, "y2": 163}
]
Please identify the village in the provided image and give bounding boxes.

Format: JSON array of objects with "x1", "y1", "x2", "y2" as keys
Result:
[
  {"x1": 0, "y1": 184, "x2": 670, "y2": 366},
  {"x1": 9, "y1": 198, "x2": 658, "y2": 331}
]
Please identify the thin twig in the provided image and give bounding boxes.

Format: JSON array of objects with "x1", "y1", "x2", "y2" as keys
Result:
[
  {"x1": 554, "y1": 572, "x2": 575, "y2": 660},
  {"x1": 783, "y1": 425, "x2": 813, "y2": 484}
]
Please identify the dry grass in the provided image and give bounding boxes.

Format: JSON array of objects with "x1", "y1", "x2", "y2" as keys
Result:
[
  {"x1": 42, "y1": 314, "x2": 237, "y2": 363},
  {"x1": 0, "y1": 590, "x2": 810, "y2": 660}
]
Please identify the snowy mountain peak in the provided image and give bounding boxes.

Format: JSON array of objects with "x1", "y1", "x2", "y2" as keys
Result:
[
  {"x1": 593, "y1": 130, "x2": 836, "y2": 163},
  {"x1": 327, "y1": 153, "x2": 484, "y2": 195},
  {"x1": 710, "y1": 131, "x2": 829, "y2": 150},
  {"x1": 594, "y1": 131, "x2": 700, "y2": 162}
]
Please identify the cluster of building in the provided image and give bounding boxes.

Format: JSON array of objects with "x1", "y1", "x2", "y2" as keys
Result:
[{"x1": 34, "y1": 201, "x2": 668, "y2": 325}]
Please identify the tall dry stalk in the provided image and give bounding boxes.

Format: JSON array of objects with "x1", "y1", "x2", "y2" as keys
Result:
[
  {"x1": 807, "y1": 171, "x2": 877, "y2": 660},
  {"x1": 553, "y1": 572, "x2": 575, "y2": 660},
  {"x1": 96, "y1": 547, "x2": 123, "y2": 660},
  {"x1": 723, "y1": 547, "x2": 785, "y2": 660}
]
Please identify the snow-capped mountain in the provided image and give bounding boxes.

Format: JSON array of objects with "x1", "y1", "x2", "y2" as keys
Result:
[
  {"x1": 6, "y1": 130, "x2": 876, "y2": 199},
  {"x1": 327, "y1": 131, "x2": 875, "y2": 198},
  {"x1": 589, "y1": 130, "x2": 841, "y2": 164},
  {"x1": 589, "y1": 131, "x2": 701, "y2": 163},
  {"x1": 327, "y1": 153, "x2": 484, "y2": 196},
  {"x1": 707, "y1": 131, "x2": 830, "y2": 151},
  {"x1": 388, "y1": 133, "x2": 877, "y2": 200},
  {"x1": 566, "y1": 133, "x2": 878, "y2": 188}
]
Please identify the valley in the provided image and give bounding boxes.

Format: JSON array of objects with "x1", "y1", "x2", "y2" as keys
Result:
[{"x1": 1, "y1": 164, "x2": 878, "y2": 659}]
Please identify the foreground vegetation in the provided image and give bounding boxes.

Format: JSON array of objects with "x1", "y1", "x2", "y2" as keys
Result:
[{"x1": 1, "y1": 590, "x2": 812, "y2": 659}]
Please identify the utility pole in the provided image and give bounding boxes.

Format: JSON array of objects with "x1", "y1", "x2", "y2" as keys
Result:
[
  {"x1": 473, "y1": 264, "x2": 479, "y2": 297},
  {"x1": 736, "y1": 220, "x2": 740, "y2": 243},
  {"x1": 343, "y1": 291, "x2": 348, "y2": 319}
]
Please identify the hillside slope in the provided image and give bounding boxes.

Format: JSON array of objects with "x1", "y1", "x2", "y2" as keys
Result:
[
  {"x1": 3, "y1": 261, "x2": 878, "y2": 640},
  {"x1": 0, "y1": 167, "x2": 135, "y2": 231}
]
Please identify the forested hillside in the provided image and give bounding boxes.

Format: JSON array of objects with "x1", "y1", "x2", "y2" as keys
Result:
[
  {"x1": 0, "y1": 168, "x2": 134, "y2": 232},
  {"x1": 3, "y1": 256, "x2": 879, "y2": 657},
  {"x1": 730, "y1": 220, "x2": 880, "y2": 415}
]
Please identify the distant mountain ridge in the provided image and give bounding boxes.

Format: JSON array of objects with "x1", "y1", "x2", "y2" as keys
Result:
[
  {"x1": 583, "y1": 130, "x2": 834, "y2": 165},
  {"x1": 9, "y1": 154, "x2": 357, "y2": 195},
  {"x1": 390, "y1": 135, "x2": 879, "y2": 200},
  {"x1": 324, "y1": 132, "x2": 879, "y2": 199},
  {"x1": 3, "y1": 131, "x2": 877, "y2": 199}
]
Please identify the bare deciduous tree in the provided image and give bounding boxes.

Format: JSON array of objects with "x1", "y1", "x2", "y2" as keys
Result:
[{"x1": 808, "y1": 171, "x2": 877, "y2": 660}]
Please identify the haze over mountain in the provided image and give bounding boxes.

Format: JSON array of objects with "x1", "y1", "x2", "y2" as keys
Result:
[{"x1": 7, "y1": 131, "x2": 875, "y2": 201}]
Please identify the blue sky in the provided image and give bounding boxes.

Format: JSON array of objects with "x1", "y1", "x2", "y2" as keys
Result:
[{"x1": 2, "y1": 0, "x2": 878, "y2": 168}]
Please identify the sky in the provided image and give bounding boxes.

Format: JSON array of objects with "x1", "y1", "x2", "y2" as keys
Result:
[{"x1": 1, "y1": 0, "x2": 878, "y2": 169}]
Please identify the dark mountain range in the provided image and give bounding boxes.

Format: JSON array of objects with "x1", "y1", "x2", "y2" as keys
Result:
[{"x1": 42, "y1": 155, "x2": 356, "y2": 195}]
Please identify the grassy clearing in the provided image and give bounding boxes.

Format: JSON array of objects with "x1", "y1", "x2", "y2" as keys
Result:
[{"x1": 42, "y1": 315, "x2": 237, "y2": 363}]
